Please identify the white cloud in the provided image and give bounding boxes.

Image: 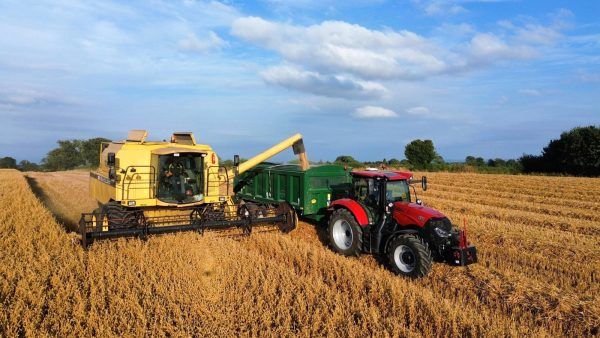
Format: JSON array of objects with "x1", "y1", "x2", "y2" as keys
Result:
[
  {"x1": 353, "y1": 106, "x2": 398, "y2": 119},
  {"x1": 424, "y1": 2, "x2": 466, "y2": 16},
  {"x1": 467, "y1": 33, "x2": 535, "y2": 61},
  {"x1": 232, "y1": 17, "x2": 447, "y2": 81},
  {"x1": 261, "y1": 65, "x2": 388, "y2": 99},
  {"x1": 519, "y1": 89, "x2": 541, "y2": 96},
  {"x1": 179, "y1": 31, "x2": 228, "y2": 53},
  {"x1": 406, "y1": 106, "x2": 431, "y2": 116},
  {"x1": 515, "y1": 24, "x2": 562, "y2": 45},
  {"x1": 231, "y1": 15, "x2": 567, "y2": 98}
]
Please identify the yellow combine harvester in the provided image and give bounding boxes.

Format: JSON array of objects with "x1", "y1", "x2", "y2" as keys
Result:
[{"x1": 79, "y1": 130, "x2": 308, "y2": 247}]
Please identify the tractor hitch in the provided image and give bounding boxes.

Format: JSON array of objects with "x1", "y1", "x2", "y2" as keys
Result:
[{"x1": 448, "y1": 227, "x2": 477, "y2": 266}]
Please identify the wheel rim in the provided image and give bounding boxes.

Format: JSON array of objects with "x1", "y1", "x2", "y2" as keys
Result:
[
  {"x1": 393, "y1": 245, "x2": 416, "y2": 273},
  {"x1": 332, "y1": 219, "x2": 353, "y2": 250}
]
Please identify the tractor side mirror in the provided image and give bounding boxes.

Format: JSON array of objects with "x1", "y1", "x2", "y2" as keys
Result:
[
  {"x1": 107, "y1": 152, "x2": 116, "y2": 166},
  {"x1": 233, "y1": 155, "x2": 240, "y2": 167},
  {"x1": 421, "y1": 176, "x2": 427, "y2": 191}
]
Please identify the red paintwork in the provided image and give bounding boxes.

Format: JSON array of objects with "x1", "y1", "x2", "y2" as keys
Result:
[
  {"x1": 392, "y1": 202, "x2": 445, "y2": 227},
  {"x1": 329, "y1": 199, "x2": 370, "y2": 226},
  {"x1": 351, "y1": 170, "x2": 413, "y2": 181}
]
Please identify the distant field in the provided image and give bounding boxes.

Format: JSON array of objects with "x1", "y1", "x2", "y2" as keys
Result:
[{"x1": 0, "y1": 169, "x2": 598, "y2": 336}]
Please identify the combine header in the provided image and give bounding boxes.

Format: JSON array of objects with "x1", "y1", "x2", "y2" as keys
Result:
[{"x1": 79, "y1": 130, "x2": 307, "y2": 247}]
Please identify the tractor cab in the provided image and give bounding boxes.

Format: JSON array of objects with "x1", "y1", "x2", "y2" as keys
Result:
[{"x1": 349, "y1": 170, "x2": 421, "y2": 223}]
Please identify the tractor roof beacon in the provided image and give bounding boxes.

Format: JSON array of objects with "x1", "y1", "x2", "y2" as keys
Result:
[
  {"x1": 327, "y1": 170, "x2": 477, "y2": 278},
  {"x1": 79, "y1": 130, "x2": 309, "y2": 247}
]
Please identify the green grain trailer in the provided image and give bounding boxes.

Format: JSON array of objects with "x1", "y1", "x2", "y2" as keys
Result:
[{"x1": 235, "y1": 163, "x2": 351, "y2": 221}]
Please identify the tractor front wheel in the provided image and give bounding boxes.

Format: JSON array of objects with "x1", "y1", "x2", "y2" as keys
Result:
[
  {"x1": 387, "y1": 234, "x2": 432, "y2": 278},
  {"x1": 327, "y1": 208, "x2": 363, "y2": 256}
]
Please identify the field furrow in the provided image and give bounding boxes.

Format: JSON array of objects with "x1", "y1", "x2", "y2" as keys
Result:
[
  {"x1": 1, "y1": 169, "x2": 598, "y2": 337},
  {"x1": 424, "y1": 195, "x2": 600, "y2": 236},
  {"x1": 426, "y1": 183, "x2": 600, "y2": 214}
]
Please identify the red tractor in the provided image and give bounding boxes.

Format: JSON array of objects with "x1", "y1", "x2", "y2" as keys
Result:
[{"x1": 327, "y1": 170, "x2": 477, "y2": 278}]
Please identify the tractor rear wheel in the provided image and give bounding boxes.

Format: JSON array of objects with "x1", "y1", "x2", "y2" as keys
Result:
[
  {"x1": 387, "y1": 234, "x2": 432, "y2": 278},
  {"x1": 327, "y1": 208, "x2": 363, "y2": 256}
]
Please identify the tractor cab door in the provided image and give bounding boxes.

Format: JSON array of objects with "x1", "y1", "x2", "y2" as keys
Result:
[{"x1": 353, "y1": 177, "x2": 382, "y2": 224}]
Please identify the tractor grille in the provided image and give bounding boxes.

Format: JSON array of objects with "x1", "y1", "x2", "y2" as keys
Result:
[{"x1": 427, "y1": 217, "x2": 452, "y2": 233}]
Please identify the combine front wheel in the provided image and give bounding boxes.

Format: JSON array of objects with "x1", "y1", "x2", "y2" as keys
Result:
[{"x1": 102, "y1": 201, "x2": 140, "y2": 230}]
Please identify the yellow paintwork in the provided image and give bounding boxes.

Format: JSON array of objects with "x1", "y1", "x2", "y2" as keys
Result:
[
  {"x1": 89, "y1": 131, "x2": 306, "y2": 214},
  {"x1": 233, "y1": 133, "x2": 304, "y2": 176}
]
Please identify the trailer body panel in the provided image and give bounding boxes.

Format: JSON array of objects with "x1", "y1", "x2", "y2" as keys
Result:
[{"x1": 236, "y1": 163, "x2": 351, "y2": 221}]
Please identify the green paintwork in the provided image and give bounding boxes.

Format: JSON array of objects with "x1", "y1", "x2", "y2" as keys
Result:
[{"x1": 235, "y1": 162, "x2": 351, "y2": 221}]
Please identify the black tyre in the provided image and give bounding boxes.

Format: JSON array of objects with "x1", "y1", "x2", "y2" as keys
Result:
[
  {"x1": 327, "y1": 208, "x2": 363, "y2": 256},
  {"x1": 276, "y1": 202, "x2": 297, "y2": 233},
  {"x1": 102, "y1": 201, "x2": 140, "y2": 230},
  {"x1": 387, "y1": 234, "x2": 432, "y2": 278}
]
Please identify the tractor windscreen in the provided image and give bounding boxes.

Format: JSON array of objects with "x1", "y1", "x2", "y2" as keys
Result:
[
  {"x1": 157, "y1": 153, "x2": 204, "y2": 204},
  {"x1": 386, "y1": 180, "x2": 411, "y2": 203}
]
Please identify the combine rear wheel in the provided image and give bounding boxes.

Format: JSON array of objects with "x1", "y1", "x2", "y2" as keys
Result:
[
  {"x1": 327, "y1": 208, "x2": 362, "y2": 256},
  {"x1": 387, "y1": 234, "x2": 432, "y2": 278}
]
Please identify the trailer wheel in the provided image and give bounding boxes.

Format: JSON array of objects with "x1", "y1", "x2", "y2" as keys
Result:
[
  {"x1": 276, "y1": 202, "x2": 297, "y2": 233},
  {"x1": 328, "y1": 208, "x2": 362, "y2": 256},
  {"x1": 387, "y1": 234, "x2": 432, "y2": 278}
]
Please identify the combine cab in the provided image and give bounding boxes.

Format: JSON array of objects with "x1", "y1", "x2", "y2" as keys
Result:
[{"x1": 79, "y1": 130, "x2": 307, "y2": 247}]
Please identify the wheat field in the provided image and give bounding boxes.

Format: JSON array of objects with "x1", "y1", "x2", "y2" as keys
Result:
[{"x1": 0, "y1": 169, "x2": 598, "y2": 337}]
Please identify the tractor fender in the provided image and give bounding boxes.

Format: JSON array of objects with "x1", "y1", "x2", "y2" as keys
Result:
[
  {"x1": 328, "y1": 199, "x2": 369, "y2": 226},
  {"x1": 382, "y1": 226, "x2": 422, "y2": 253}
]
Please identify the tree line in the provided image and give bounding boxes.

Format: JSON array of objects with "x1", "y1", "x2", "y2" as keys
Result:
[
  {"x1": 0, "y1": 138, "x2": 110, "y2": 172},
  {"x1": 1, "y1": 125, "x2": 597, "y2": 176},
  {"x1": 331, "y1": 125, "x2": 599, "y2": 176}
]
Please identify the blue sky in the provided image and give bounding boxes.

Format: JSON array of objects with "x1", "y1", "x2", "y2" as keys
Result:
[{"x1": 1, "y1": 0, "x2": 599, "y2": 163}]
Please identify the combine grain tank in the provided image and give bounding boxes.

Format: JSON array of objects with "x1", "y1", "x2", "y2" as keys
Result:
[{"x1": 235, "y1": 163, "x2": 351, "y2": 222}]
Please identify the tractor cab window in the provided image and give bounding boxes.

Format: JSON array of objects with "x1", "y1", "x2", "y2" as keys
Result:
[
  {"x1": 157, "y1": 153, "x2": 204, "y2": 204},
  {"x1": 354, "y1": 177, "x2": 380, "y2": 207},
  {"x1": 386, "y1": 180, "x2": 410, "y2": 203}
]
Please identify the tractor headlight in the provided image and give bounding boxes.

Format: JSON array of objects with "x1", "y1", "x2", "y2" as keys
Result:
[{"x1": 434, "y1": 226, "x2": 451, "y2": 238}]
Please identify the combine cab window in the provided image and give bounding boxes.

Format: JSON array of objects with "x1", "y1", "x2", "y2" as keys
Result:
[
  {"x1": 157, "y1": 153, "x2": 204, "y2": 204},
  {"x1": 386, "y1": 180, "x2": 410, "y2": 203}
]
